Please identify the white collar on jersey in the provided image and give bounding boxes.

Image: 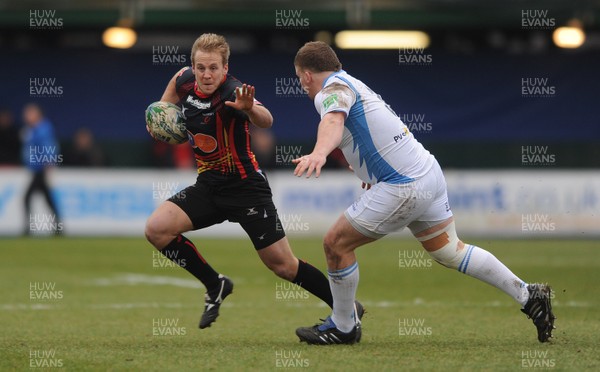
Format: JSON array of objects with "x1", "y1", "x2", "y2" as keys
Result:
[{"x1": 322, "y1": 69, "x2": 346, "y2": 89}]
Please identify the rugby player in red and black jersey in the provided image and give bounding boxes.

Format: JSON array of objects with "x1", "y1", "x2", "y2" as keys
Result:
[{"x1": 145, "y1": 34, "x2": 362, "y2": 331}]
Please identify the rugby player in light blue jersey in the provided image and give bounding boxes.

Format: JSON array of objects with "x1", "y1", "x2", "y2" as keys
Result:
[{"x1": 292, "y1": 41, "x2": 554, "y2": 345}]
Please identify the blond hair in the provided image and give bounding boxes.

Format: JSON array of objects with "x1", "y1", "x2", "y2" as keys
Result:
[{"x1": 191, "y1": 33, "x2": 230, "y2": 66}]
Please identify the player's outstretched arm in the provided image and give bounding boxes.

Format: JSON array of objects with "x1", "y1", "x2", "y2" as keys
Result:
[
  {"x1": 225, "y1": 84, "x2": 273, "y2": 128},
  {"x1": 293, "y1": 111, "x2": 345, "y2": 178},
  {"x1": 246, "y1": 104, "x2": 273, "y2": 128}
]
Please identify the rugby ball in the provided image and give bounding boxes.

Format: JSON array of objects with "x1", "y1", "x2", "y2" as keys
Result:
[{"x1": 145, "y1": 101, "x2": 188, "y2": 144}]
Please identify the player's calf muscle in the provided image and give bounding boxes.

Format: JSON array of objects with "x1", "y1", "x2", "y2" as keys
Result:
[
  {"x1": 323, "y1": 234, "x2": 346, "y2": 265},
  {"x1": 258, "y1": 240, "x2": 299, "y2": 280},
  {"x1": 266, "y1": 260, "x2": 297, "y2": 280}
]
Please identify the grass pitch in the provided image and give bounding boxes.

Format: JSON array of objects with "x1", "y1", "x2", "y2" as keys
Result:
[{"x1": 1, "y1": 237, "x2": 599, "y2": 371}]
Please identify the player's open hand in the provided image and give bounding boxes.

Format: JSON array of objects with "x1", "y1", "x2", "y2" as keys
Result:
[
  {"x1": 292, "y1": 154, "x2": 327, "y2": 178},
  {"x1": 225, "y1": 84, "x2": 255, "y2": 112}
]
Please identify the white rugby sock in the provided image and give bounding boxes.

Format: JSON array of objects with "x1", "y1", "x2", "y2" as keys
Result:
[
  {"x1": 460, "y1": 244, "x2": 530, "y2": 306},
  {"x1": 328, "y1": 262, "x2": 359, "y2": 333}
]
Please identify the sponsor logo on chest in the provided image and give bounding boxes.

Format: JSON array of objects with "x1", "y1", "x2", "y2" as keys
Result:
[{"x1": 187, "y1": 95, "x2": 211, "y2": 110}]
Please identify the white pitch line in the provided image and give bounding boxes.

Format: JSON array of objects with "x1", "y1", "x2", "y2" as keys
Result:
[
  {"x1": 1, "y1": 296, "x2": 591, "y2": 312},
  {"x1": 88, "y1": 302, "x2": 184, "y2": 310},
  {"x1": 2, "y1": 300, "x2": 591, "y2": 312},
  {"x1": 0, "y1": 302, "x2": 191, "y2": 311},
  {"x1": 0, "y1": 303, "x2": 60, "y2": 311},
  {"x1": 88, "y1": 273, "x2": 202, "y2": 289}
]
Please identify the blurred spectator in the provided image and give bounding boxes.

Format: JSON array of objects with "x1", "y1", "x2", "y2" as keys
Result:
[
  {"x1": 326, "y1": 148, "x2": 350, "y2": 169},
  {"x1": 0, "y1": 107, "x2": 21, "y2": 165},
  {"x1": 250, "y1": 127, "x2": 346, "y2": 171},
  {"x1": 152, "y1": 135, "x2": 196, "y2": 169},
  {"x1": 21, "y1": 103, "x2": 62, "y2": 235},
  {"x1": 152, "y1": 141, "x2": 173, "y2": 168},
  {"x1": 152, "y1": 141, "x2": 195, "y2": 169},
  {"x1": 172, "y1": 143, "x2": 195, "y2": 169},
  {"x1": 64, "y1": 127, "x2": 105, "y2": 166},
  {"x1": 251, "y1": 127, "x2": 276, "y2": 170}
]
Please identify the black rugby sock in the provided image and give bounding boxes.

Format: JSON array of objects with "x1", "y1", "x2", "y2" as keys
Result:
[
  {"x1": 161, "y1": 235, "x2": 221, "y2": 291},
  {"x1": 293, "y1": 260, "x2": 334, "y2": 308}
]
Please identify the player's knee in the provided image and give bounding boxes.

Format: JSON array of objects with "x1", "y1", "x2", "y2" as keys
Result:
[
  {"x1": 418, "y1": 221, "x2": 465, "y2": 269},
  {"x1": 426, "y1": 239, "x2": 466, "y2": 269},
  {"x1": 144, "y1": 218, "x2": 159, "y2": 246},
  {"x1": 145, "y1": 215, "x2": 169, "y2": 249}
]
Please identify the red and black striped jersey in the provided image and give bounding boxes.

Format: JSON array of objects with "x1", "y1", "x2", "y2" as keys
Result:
[{"x1": 175, "y1": 67, "x2": 261, "y2": 183}]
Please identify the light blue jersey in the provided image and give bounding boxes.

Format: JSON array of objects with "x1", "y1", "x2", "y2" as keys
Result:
[{"x1": 314, "y1": 70, "x2": 434, "y2": 185}]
